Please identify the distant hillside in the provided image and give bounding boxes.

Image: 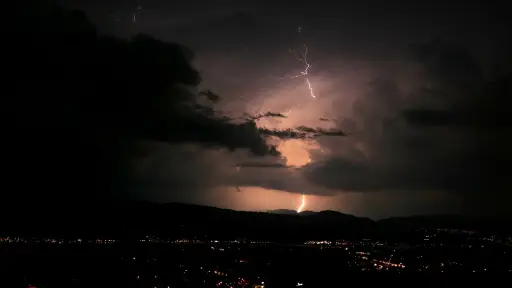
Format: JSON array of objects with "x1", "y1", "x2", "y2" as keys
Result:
[
  {"x1": 1, "y1": 201, "x2": 509, "y2": 239},
  {"x1": 378, "y1": 214, "x2": 512, "y2": 234},
  {"x1": 298, "y1": 210, "x2": 317, "y2": 216},
  {"x1": 266, "y1": 209, "x2": 298, "y2": 215},
  {"x1": 1, "y1": 201, "x2": 374, "y2": 240}
]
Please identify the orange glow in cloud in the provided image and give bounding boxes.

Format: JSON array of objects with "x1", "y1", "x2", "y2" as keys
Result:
[
  {"x1": 211, "y1": 186, "x2": 349, "y2": 212},
  {"x1": 231, "y1": 40, "x2": 338, "y2": 213},
  {"x1": 252, "y1": 115, "x2": 323, "y2": 212},
  {"x1": 277, "y1": 139, "x2": 317, "y2": 167},
  {"x1": 276, "y1": 140, "x2": 313, "y2": 211}
]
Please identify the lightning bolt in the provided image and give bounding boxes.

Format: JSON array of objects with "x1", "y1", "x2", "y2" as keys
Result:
[
  {"x1": 297, "y1": 194, "x2": 306, "y2": 213},
  {"x1": 238, "y1": 26, "x2": 316, "y2": 211},
  {"x1": 289, "y1": 26, "x2": 314, "y2": 211},
  {"x1": 284, "y1": 26, "x2": 316, "y2": 99}
]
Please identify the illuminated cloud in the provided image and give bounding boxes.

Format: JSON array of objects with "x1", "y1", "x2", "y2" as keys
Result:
[{"x1": 39, "y1": 0, "x2": 512, "y2": 218}]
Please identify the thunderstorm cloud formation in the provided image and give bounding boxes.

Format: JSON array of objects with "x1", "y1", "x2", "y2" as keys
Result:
[{"x1": 13, "y1": 0, "x2": 511, "y2": 219}]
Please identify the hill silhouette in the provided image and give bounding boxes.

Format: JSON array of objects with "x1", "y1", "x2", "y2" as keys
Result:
[
  {"x1": 266, "y1": 209, "x2": 298, "y2": 215},
  {"x1": 2, "y1": 201, "x2": 510, "y2": 240},
  {"x1": 0, "y1": 201, "x2": 374, "y2": 241}
]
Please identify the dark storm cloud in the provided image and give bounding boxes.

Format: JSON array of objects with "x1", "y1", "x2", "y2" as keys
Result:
[
  {"x1": 304, "y1": 39, "x2": 512, "y2": 216},
  {"x1": 18, "y1": 0, "x2": 510, "y2": 218},
  {"x1": 12, "y1": 2, "x2": 346, "y2": 203},
  {"x1": 17, "y1": 4, "x2": 272, "y2": 154},
  {"x1": 305, "y1": 154, "x2": 479, "y2": 193},
  {"x1": 12, "y1": 3, "x2": 264, "y2": 201},
  {"x1": 402, "y1": 39, "x2": 510, "y2": 128}
]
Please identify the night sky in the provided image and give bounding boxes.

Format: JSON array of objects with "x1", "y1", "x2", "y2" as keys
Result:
[{"x1": 14, "y1": 0, "x2": 511, "y2": 219}]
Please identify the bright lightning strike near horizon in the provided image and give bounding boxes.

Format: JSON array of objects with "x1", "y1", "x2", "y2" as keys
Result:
[{"x1": 297, "y1": 194, "x2": 306, "y2": 213}]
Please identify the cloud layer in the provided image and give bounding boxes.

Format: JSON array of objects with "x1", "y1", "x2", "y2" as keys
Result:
[{"x1": 16, "y1": 0, "x2": 511, "y2": 218}]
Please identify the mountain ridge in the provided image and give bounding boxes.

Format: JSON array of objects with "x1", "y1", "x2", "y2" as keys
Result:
[{"x1": 1, "y1": 201, "x2": 510, "y2": 238}]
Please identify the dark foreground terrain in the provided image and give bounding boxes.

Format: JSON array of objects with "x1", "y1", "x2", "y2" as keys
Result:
[
  {"x1": 2, "y1": 232, "x2": 511, "y2": 288},
  {"x1": 1, "y1": 202, "x2": 511, "y2": 287}
]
